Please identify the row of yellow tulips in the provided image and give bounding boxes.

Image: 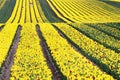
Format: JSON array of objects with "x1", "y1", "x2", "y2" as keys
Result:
[
  {"x1": 54, "y1": 23, "x2": 120, "y2": 78},
  {"x1": 39, "y1": 23, "x2": 114, "y2": 79},
  {"x1": 71, "y1": 23, "x2": 120, "y2": 52},
  {"x1": 10, "y1": 23, "x2": 52, "y2": 80},
  {"x1": 0, "y1": 24, "x2": 18, "y2": 68},
  {"x1": 7, "y1": 0, "x2": 45, "y2": 23},
  {"x1": 88, "y1": 23, "x2": 120, "y2": 39},
  {"x1": 48, "y1": 0, "x2": 120, "y2": 23}
]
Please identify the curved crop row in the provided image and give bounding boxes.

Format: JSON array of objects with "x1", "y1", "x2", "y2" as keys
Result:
[
  {"x1": 30, "y1": 0, "x2": 37, "y2": 23},
  {"x1": 33, "y1": 0, "x2": 43, "y2": 23},
  {"x1": 36, "y1": 0, "x2": 48, "y2": 22},
  {"x1": 19, "y1": 0, "x2": 25, "y2": 23},
  {"x1": 88, "y1": 0, "x2": 120, "y2": 15},
  {"x1": 88, "y1": 23, "x2": 120, "y2": 40},
  {"x1": 39, "y1": 23, "x2": 114, "y2": 80},
  {"x1": 47, "y1": 0, "x2": 71, "y2": 23},
  {"x1": 48, "y1": 0, "x2": 120, "y2": 23},
  {"x1": 38, "y1": 0, "x2": 63, "y2": 22},
  {"x1": 6, "y1": 0, "x2": 22, "y2": 23},
  {"x1": 54, "y1": 23, "x2": 120, "y2": 79},
  {"x1": 104, "y1": 23, "x2": 120, "y2": 30},
  {"x1": 71, "y1": 23, "x2": 120, "y2": 53},
  {"x1": 10, "y1": 23, "x2": 52, "y2": 80},
  {"x1": 0, "y1": 24, "x2": 18, "y2": 68},
  {"x1": 7, "y1": 0, "x2": 44, "y2": 23}
]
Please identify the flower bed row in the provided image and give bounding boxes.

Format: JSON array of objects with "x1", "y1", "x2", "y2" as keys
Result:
[
  {"x1": 54, "y1": 23, "x2": 120, "y2": 79},
  {"x1": 10, "y1": 23, "x2": 52, "y2": 80},
  {"x1": 88, "y1": 23, "x2": 120, "y2": 40},
  {"x1": 0, "y1": 24, "x2": 18, "y2": 68},
  {"x1": 71, "y1": 23, "x2": 120, "y2": 53},
  {"x1": 39, "y1": 23, "x2": 114, "y2": 80}
]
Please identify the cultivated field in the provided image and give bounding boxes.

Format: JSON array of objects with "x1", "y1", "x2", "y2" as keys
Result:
[{"x1": 0, "y1": 0, "x2": 120, "y2": 80}]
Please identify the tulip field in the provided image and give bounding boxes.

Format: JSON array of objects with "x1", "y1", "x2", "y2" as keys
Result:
[{"x1": 0, "y1": 0, "x2": 120, "y2": 80}]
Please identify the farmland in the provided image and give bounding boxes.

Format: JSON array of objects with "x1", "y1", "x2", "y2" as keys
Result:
[{"x1": 0, "y1": 0, "x2": 120, "y2": 80}]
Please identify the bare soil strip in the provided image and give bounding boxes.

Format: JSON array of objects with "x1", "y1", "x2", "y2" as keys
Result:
[
  {"x1": 0, "y1": 25, "x2": 21, "y2": 80},
  {"x1": 36, "y1": 25, "x2": 64, "y2": 80}
]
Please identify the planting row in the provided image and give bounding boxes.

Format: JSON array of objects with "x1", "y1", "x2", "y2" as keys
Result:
[
  {"x1": 53, "y1": 23, "x2": 120, "y2": 79},
  {"x1": 47, "y1": 0, "x2": 120, "y2": 23},
  {"x1": 101, "y1": 23, "x2": 120, "y2": 30},
  {"x1": 0, "y1": 24, "x2": 18, "y2": 68},
  {"x1": 7, "y1": 0, "x2": 46, "y2": 23},
  {"x1": 0, "y1": 23, "x2": 118, "y2": 79},
  {"x1": 38, "y1": 0, "x2": 63, "y2": 22},
  {"x1": 47, "y1": 0, "x2": 71, "y2": 23},
  {"x1": 10, "y1": 23, "x2": 52, "y2": 80},
  {"x1": 71, "y1": 23, "x2": 120, "y2": 53},
  {"x1": 88, "y1": 23, "x2": 120, "y2": 40},
  {"x1": 39, "y1": 23, "x2": 114, "y2": 80}
]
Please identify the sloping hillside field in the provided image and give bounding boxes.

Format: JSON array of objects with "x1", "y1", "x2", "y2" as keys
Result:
[{"x1": 0, "y1": 0, "x2": 120, "y2": 80}]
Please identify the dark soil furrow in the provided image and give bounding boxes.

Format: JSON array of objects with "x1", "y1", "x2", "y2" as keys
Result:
[
  {"x1": 0, "y1": 25, "x2": 21, "y2": 80},
  {"x1": 36, "y1": 25, "x2": 65, "y2": 80}
]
